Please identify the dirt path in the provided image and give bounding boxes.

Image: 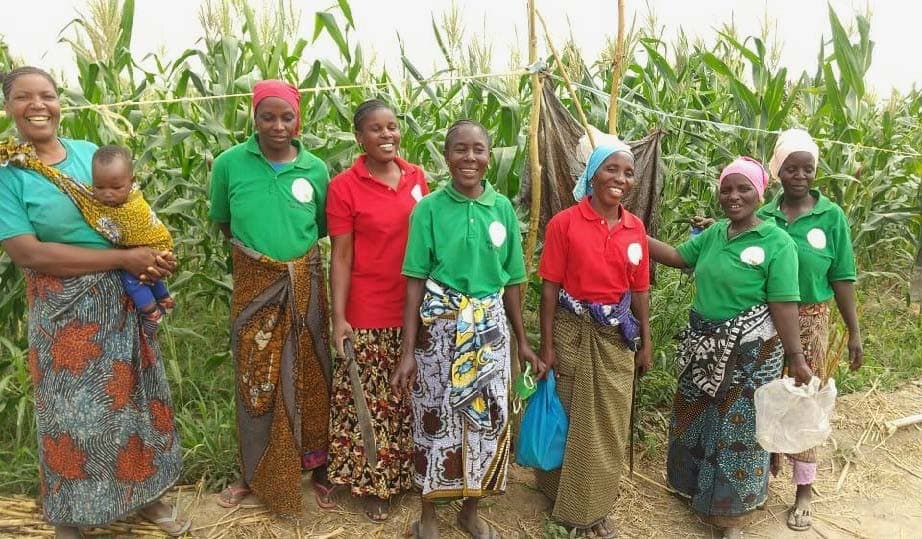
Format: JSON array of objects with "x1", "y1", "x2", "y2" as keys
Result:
[{"x1": 5, "y1": 381, "x2": 922, "y2": 538}]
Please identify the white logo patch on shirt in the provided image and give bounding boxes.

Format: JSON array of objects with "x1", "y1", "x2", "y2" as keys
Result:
[
  {"x1": 291, "y1": 178, "x2": 313, "y2": 203},
  {"x1": 410, "y1": 184, "x2": 423, "y2": 202},
  {"x1": 740, "y1": 246, "x2": 766, "y2": 266},
  {"x1": 488, "y1": 221, "x2": 507, "y2": 247},
  {"x1": 627, "y1": 242, "x2": 643, "y2": 265},
  {"x1": 807, "y1": 228, "x2": 827, "y2": 249}
]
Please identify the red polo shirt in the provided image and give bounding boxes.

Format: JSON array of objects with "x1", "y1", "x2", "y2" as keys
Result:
[
  {"x1": 327, "y1": 155, "x2": 429, "y2": 328},
  {"x1": 538, "y1": 197, "x2": 650, "y2": 303}
]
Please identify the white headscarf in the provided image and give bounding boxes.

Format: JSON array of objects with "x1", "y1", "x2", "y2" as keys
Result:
[{"x1": 769, "y1": 128, "x2": 819, "y2": 181}]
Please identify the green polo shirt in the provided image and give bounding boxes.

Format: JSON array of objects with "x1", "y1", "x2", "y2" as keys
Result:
[
  {"x1": 677, "y1": 220, "x2": 800, "y2": 321},
  {"x1": 757, "y1": 190, "x2": 857, "y2": 304},
  {"x1": 209, "y1": 134, "x2": 329, "y2": 261},
  {"x1": 402, "y1": 182, "x2": 526, "y2": 298}
]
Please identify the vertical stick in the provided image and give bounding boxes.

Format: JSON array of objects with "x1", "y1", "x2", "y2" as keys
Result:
[
  {"x1": 608, "y1": 0, "x2": 627, "y2": 135},
  {"x1": 537, "y1": 10, "x2": 595, "y2": 148},
  {"x1": 523, "y1": 0, "x2": 544, "y2": 282}
]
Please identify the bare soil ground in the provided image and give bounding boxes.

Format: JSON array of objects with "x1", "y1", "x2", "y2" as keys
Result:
[{"x1": 4, "y1": 381, "x2": 921, "y2": 538}]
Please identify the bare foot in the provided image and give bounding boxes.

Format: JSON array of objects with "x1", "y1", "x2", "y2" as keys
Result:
[
  {"x1": 458, "y1": 499, "x2": 498, "y2": 539},
  {"x1": 722, "y1": 526, "x2": 743, "y2": 539}
]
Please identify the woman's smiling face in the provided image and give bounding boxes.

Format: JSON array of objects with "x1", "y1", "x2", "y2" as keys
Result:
[{"x1": 5, "y1": 73, "x2": 61, "y2": 144}]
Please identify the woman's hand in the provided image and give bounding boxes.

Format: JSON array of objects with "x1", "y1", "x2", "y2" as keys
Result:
[
  {"x1": 121, "y1": 248, "x2": 170, "y2": 281},
  {"x1": 389, "y1": 352, "x2": 417, "y2": 400},
  {"x1": 847, "y1": 332, "x2": 864, "y2": 371},
  {"x1": 787, "y1": 353, "x2": 813, "y2": 386},
  {"x1": 690, "y1": 216, "x2": 716, "y2": 230},
  {"x1": 634, "y1": 343, "x2": 652, "y2": 377},
  {"x1": 332, "y1": 317, "x2": 356, "y2": 358},
  {"x1": 518, "y1": 339, "x2": 544, "y2": 380},
  {"x1": 536, "y1": 343, "x2": 555, "y2": 379}
]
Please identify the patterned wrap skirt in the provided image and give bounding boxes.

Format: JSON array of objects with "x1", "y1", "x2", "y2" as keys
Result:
[
  {"x1": 328, "y1": 327, "x2": 414, "y2": 498},
  {"x1": 536, "y1": 307, "x2": 635, "y2": 528},
  {"x1": 230, "y1": 241, "x2": 331, "y2": 515},
  {"x1": 411, "y1": 300, "x2": 511, "y2": 500},
  {"x1": 788, "y1": 302, "x2": 831, "y2": 467},
  {"x1": 667, "y1": 307, "x2": 784, "y2": 520},
  {"x1": 26, "y1": 270, "x2": 182, "y2": 526}
]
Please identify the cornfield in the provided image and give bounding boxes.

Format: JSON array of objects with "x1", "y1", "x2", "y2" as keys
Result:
[{"x1": 0, "y1": 0, "x2": 919, "y2": 493}]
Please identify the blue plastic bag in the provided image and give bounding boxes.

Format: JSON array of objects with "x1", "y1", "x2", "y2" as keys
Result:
[{"x1": 516, "y1": 369, "x2": 569, "y2": 471}]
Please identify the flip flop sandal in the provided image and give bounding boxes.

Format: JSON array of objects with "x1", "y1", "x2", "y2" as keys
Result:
[
  {"x1": 457, "y1": 514, "x2": 500, "y2": 539},
  {"x1": 312, "y1": 482, "x2": 337, "y2": 510},
  {"x1": 590, "y1": 517, "x2": 618, "y2": 539},
  {"x1": 787, "y1": 505, "x2": 813, "y2": 532},
  {"x1": 215, "y1": 484, "x2": 251, "y2": 508},
  {"x1": 143, "y1": 504, "x2": 191, "y2": 537}
]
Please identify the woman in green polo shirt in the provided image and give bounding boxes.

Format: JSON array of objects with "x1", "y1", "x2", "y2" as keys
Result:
[
  {"x1": 761, "y1": 129, "x2": 862, "y2": 532},
  {"x1": 208, "y1": 80, "x2": 334, "y2": 516},
  {"x1": 390, "y1": 120, "x2": 540, "y2": 539},
  {"x1": 649, "y1": 156, "x2": 812, "y2": 539}
]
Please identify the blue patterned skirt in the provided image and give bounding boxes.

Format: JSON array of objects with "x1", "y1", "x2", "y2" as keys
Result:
[
  {"x1": 26, "y1": 270, "x2": 181, "y2": 526},
  {"x1": 666, "y1": 308, "x2": 783, "y2": 518}
]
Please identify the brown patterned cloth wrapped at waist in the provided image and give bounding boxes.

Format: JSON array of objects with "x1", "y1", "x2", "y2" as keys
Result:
[{"x1": 229, "y1": 240, "x2": 331, "y2": 515}]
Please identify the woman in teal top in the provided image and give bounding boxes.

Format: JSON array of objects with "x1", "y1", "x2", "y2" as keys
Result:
[
  {"x1": 649, "y1": 156, "x2": 810, "y2": 539},
  {"x1": 391, "y1": 120, "x2": 539, "y2": 539},
  {"x1": 761, "y1": 128, "x2": 862, "y2": 532},
  {"x1": 0, "y1": 67, "x2": 186, "y2": 537}
]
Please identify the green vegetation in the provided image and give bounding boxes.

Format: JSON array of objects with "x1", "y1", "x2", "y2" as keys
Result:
[{"x1": 0, "y1": 0, "x2": 919, "y2": 494}]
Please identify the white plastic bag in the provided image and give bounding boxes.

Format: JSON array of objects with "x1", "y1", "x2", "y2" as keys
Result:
[{"x1": 754, "y1": 376, "x2": 837, "y2": 454}]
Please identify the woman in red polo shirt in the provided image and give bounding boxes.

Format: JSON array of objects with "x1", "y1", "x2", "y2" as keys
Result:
[
  {"x1": 326, "y1": 99, "x2": 429, "y2": 522},
  {"x1": 535, "y1": 139, "x2": 652, "y2": 538}
]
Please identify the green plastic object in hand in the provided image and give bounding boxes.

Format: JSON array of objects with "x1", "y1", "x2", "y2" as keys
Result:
[{"x1": 513, "y1": 362, "x2": 537, "y2": 401}]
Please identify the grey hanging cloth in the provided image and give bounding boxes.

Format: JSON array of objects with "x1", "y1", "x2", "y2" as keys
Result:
[{"x1": 519, "y1": 82, "x2": 664, "y2": 242}]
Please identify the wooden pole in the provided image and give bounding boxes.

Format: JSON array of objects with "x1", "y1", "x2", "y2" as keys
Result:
[
  {"x1": 523, "y1": 0, "x2": 544, "y2": 281},
  {"x1": 608, "y1": 0, "x2": 627, "y2": 134},
  {"x1": 537, "y1": 10, "x2": 596, "y2": 148}
]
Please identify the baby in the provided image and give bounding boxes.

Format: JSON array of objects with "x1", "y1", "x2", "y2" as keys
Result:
[{"x1": 91, "y1": 146, "x2": 175, "y2": 332}]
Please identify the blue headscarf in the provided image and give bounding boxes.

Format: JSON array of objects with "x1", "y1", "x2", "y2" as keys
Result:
[{"x1": 572, "y1": 138, "x2": 634, "y2": 200}]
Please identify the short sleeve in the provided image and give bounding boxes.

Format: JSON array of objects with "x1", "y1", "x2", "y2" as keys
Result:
[
  {"x1": 766, "y1": 238, "x2": 801, "y2": 302},
  {"x1": 827, "y1": 208, "x2": 857, "y2": 282},
  {"x1": 538, "y1": 213, "x2": 568, "y2": 283},
  {"x1": 0, "y1": 171, "x2": 36, "y2": 241},
  {"x1": 208, "y1": 155, "x2": 230, "y2": 223},
  {"x1": 630, "y1": 228, "x2": 651, "y2": 292},
  {"x1": 311, "y1": 163, "x2": 330, "y2": 239},
  {"x1": 402, "y1": 201, "x2": 434, "y2": 279},
  {"x1": 502, "y1": 202, "x2": 526, "y2": 285},
  {"x1": 326, "y1": 175, "x2": 354, "y2": 237},
  {"x1": 676, "y1": 225, "x2": 710, "y2": 266}
]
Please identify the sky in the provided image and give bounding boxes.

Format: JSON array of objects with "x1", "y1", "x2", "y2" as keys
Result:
[{"x1": 2, "y1": 0, "x2": 921, "y2": 96}]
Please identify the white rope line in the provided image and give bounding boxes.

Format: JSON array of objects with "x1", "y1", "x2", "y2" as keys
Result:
[
  {"x1": 548, "y1": 73, "x2": 922, "y2": 159},
  {"x1": 54, "y1": 70, "x2": 528, "y2": 112},
  {"x1": 4, "y1": 65, "x2": 914, "y2": 159}
]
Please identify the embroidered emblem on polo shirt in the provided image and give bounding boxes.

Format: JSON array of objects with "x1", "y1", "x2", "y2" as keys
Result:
[
  {"x1": 740, "y1": 246, "x2": 765, "y2": 266},
  {"x1": 807, "y1": 228, "x2": 827, "y2": 249},
  {"x1": 627, "y1": 242, "x2": 643, "y2": 265},
  {"x1": 291, "y1": 178, "x2": 313, "y2": 203},
  {"x1": 411, "y1": 184, "x2": 423, "y2": 202},
  {"x1": 488, "y1": 221, "x2": 507, "y2": 247}
]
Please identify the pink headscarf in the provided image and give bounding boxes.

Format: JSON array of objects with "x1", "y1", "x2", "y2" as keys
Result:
[
  {"x1": 252, "y1": 80, "x2": 301, "y2": 132},
  {"x1": 719, "y1": 156, "x2": 769, "y2": 198}
]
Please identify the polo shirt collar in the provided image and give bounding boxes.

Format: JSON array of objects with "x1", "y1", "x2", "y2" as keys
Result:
[
  {"x1": 764, "y1": 189, "x2": 833, "y2": 219},
  {"x1": 445, "y1": 181, "x2": 496, "y2": 206},
  {"x1": 245, "y1": 133, "x2": 316, "y2": 171},
  {"x1": 354, "y1": 155, "x2": 411, "y2": 183},
  {"x1": 576, "y1": 197, "x2": 638, "y2": 228}
]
